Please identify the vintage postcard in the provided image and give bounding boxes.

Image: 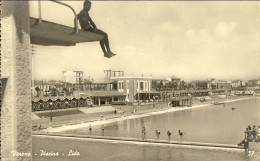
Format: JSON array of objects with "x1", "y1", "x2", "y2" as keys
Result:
[{"x1": 1, "y1": 1, "x2": 260, "y2": 160}]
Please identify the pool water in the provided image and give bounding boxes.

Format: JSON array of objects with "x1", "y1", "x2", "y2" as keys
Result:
[
  {"x1": 33, "y1": 97, "x2": 260, "y2": 161},
  {"x1": 64, "y1": 98, "x2": 260, "y2": 145}
]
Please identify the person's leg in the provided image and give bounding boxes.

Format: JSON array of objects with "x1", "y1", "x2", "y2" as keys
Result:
[
  {"x1": 99, "y1": 40, "x2": 107, "y2": 55},
  {"x1": 85, "y1": 27, "x2": 108, "y2": 55},
  {"x1": 95, "y1": 29, "x2": 116, "y2": 56},
  {"x1": 94, "y1": 29, "x2": 111, "y2": 52},
  {"x1": 85, "y1": 27, "x2": 115, "y2": 56}
]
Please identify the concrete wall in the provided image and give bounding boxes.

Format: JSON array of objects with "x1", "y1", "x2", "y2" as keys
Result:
[{"x1": 1, "y1": 1, "x2": 32, "y2": 160}]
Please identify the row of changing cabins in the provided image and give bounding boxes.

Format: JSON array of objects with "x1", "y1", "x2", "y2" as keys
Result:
[{"x1": 32, "y1": 89, "x2": 228, "y2": 111}]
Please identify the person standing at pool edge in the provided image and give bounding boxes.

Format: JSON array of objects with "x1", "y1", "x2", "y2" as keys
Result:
[
  {"x1": 77, "y1": 0, "x2": 116, "y2": 58},
  {"x1": 179, "y1": 130, "x2": 184, "y2": 141},
  {"x1": 142, "y1": 127, "x2": 146, "y2": 140},
  {"x1": 167, "y1": 130, "x2": 172, "y2": 140},
  {"x1": 89, "y1": 124, "x2": 92, "y2": 135},
  {"x1": 101, "y1": 124, "x2": 105, "y2": 136},
  {"x1": 155, "y1": 130, "x2": 159, "y2": 140}
]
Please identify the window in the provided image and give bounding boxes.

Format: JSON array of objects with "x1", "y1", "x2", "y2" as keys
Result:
[
  {"x1": 140, "y1": 82, "x2": 144, "y2": 90},
  {"x1": 118, "y1": 82, "x2": 121, "y2": 89},
  {"x1": 118, "y1": 81, "x2": 124, "y2": 90}
]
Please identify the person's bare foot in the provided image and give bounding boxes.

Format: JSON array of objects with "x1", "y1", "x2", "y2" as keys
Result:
[
  {"x1": 108, "y1": 51, "x2": 116, "y2": 56},
  {"x1": 104, "y1": 54, "x2": 112, "y2": 58}
]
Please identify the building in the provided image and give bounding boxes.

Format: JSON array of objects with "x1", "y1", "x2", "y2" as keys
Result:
[
  {"x1": 246, "y1": 79, "x2": 260, "y2": 91},
  {"x1": 231, "y1": 80, "x2": 246, "y2": 88},
  {"x1": 113, "y1": 76, "x2": 153, "y2": 102},
  {"x1": 151, "y1": 79, "x2": 170, "y2": 90},
  {"x1": 208, "y1": 80, "x2": 231, "y2": 90},
  {"x1": 170, "y1": 75, "x2": 181, "y2": 90},
  {"x1": 33, "y1": 80, "x2": 66, "y2": 97},
  {"x1": 189, "y1": 80, "x2": 209, "y2": 90},
  {"x1": 104, "y1": 70, "x2": 160, "y2": 103},
  {"x1": 73, "y1": 90, "x2": 126, "y2": 105},
  {"x1": 62, "y1": 70, "x2": 84, "y2": 90},
  {"x1": 248, "y1": 79, "x2": 260, "y2": 86},
  {"x1": 153, "y1": 75, "x2": 186, "y2": 91},
  {"x1": 246, "y1": 86, "x2": 259, "y2": 91}
]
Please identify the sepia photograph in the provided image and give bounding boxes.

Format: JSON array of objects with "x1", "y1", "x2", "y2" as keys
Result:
[{"x1": 1, "y1": 0, "x2": 260, "y2": 160}]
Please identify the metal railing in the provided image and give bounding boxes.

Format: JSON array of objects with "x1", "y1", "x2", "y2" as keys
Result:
[{"x1": 38, "y1": 0, "x2": 78, "y2": 33}]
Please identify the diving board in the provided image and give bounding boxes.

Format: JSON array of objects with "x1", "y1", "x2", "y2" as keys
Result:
[{"x1": 30, "y1": 17, "x2": 104, "y2": 46}]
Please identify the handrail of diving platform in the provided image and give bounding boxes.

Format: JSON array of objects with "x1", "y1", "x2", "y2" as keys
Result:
[{"x1": 38, "y1": 0, "x2": 79, "y2": 33}]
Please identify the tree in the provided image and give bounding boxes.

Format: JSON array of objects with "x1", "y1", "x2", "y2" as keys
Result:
[
  {"x1": 49, "y1": 87, "x2": 57, "y2": 96},
  {"x1": 62, "y1": 87, "x2": 68, "y2": 96},
  {"x1": 35, "y1": 86, "x2": 41, "y2": 97}
]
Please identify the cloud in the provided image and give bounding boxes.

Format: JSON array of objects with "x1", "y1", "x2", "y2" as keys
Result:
[
  {"x1": 161, "y1": 21, "x2": 182, "y2": 33},
  {"x1": 215, "y1": 22, "x2": 237, "y2": 37},
  {"x1": 185, "y1": 29, "x2": 196, "y2": 38},
  {"x1": 185, "y1": 28, "x2": 213, "y2": 49}
]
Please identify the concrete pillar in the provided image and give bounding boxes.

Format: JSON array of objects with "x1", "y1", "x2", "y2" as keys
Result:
[
  {"x1": 138, "y1": 93, "x2": 140, "y2": 105},
  {"x1": 1, "y1": 1, "x2": 32, "y2": 160},
  {"x1": 98, "y1": 97, "x2": 101, "y2": 105}
]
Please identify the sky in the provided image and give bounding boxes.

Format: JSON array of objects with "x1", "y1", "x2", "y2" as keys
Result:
[{"x1": 29, "y1": 1, "x2": 260, "y2": 83}]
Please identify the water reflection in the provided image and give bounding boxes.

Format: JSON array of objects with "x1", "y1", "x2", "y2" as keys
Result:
[
  {"x1": 166, "y1": 149, "x2": 172, "y2": 161},
  {"x1": 33, "y1": 135, "x2": 256, "y2": 161},
  {"x1": 142, "y1": 147, "x2": 146, "y2": 161}
]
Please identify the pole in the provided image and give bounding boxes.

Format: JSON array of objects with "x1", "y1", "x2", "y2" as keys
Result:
[
  {"x1": 31, "y1": 45, "x2": 36, "y2": 98},
  {"x1": 50, "y1": 102, "x2": 53, "y2": 122},
  {"x1": 132, "y1": 79, "x2": 134, "y2": 105},
  {"x1": 138, "y1": 92, "x2": 140, "y2": 109}
]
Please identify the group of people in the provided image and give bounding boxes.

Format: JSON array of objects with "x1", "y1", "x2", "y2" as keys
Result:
[
  {"x1": 114, "y1": 108, "x2": 124, "y2": 115},
  {"x1": 142, "y1": 127, "x2": 184, "y2": 141},
  {"x1": 245, "y1": 125, "x2": 260, "y2": 142},
  {"x1": 32, "y1": 124, "x2": 42, "y2": 132},
  {"x1": 238, "y1": 125, "x2": 260, "y2": 150},
  {"x1": 88, "y1": 124, "x2": 185, "y2": 141}
]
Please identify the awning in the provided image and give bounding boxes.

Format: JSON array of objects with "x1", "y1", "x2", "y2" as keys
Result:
[
  {"x1": 170, "y1": 96, "x2": 191, "y2": 101},
  {"x1": 136, "y1": 91, "x2": 161, "y2": 94},
  {"x1": 84, "y1": 91, "x2": 126, "y2": 97}
]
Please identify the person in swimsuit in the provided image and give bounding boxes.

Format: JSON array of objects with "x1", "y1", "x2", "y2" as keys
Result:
[
  {"x1": 167, "y1": 130, "x2": 172, "y2": 140},
  {"x1": 142, "y1": 127, "x2": 146, "y2": 140},
  {"x1": 89, "y1": 124, "x2": 92, "y2": 135},
  {"x1": 257, "y1": 126, "x2": 260, "y2": 141},
  {"x1": 101, "y1": 124, "x2": 105, "y2": 136},
  {"x1": 179, "y1": 130, "x2": 184, "y2": 140},
  {"x1": 77, "y1": 0, "x2": 116, "y2": 58}
]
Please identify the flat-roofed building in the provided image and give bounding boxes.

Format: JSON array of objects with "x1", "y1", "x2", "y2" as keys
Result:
[
  {"x1": 62, "y1": 70, "x2": 84, "y2": 90},
  {"x1": 104, "y1": 70, "x2": 160, "y2": 102},
  {"x1": 231, "y1": 80, "x2": 246, "y2": 88},
  {"x1": 248, "y1": 79, "x2": 260, "y2": 86}
]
